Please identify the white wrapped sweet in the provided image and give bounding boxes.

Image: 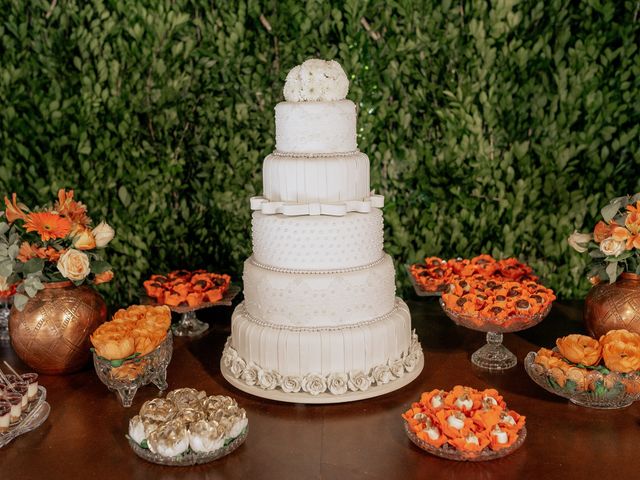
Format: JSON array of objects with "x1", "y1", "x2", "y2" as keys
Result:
[
  {"x1": 188, "y1": 420, "x2": 226, "y2": 453},
  {"x1": 147, "y1": 419, "x2": 190, "y2": 457},
  {"x1": 139, "y1": 398, "x2": 176, "y2": 423},
  {"x1": 128, "y1": 415, "x2": 147, "y2": 445},
  {"x1": 283, "y1": 59, "x2": 349, "y2": 102}
]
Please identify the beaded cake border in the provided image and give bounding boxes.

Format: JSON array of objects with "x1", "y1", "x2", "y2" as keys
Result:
[
  {"x1": 270, "y1": 149, "x2": 361, "y2": 158},
  {"x1": 248, "y1": 255, "x2": 386, "y2": 275},
  {"x1": 234, "y1": 298, "x2": 408, "y2": 332}
]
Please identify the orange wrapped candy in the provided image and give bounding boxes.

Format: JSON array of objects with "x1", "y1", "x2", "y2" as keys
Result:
[{"x1": 143, "y1": 270, "x2": 231, "y2": 308}]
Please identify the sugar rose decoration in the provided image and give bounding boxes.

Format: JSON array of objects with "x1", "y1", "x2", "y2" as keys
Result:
[
  {"x1": 0, "y1": 188, "x2": 115, "y2": 310},
  {"x1": 403, "y1": 386, "x2": 525, "y2": 456},
  {"x1": 568, "y1": 193, "x2": 640, "y2": 284}
]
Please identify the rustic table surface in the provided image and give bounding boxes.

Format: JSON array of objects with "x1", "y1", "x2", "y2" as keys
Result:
[{"x1": 1, "y1": 298, "x2": 638, "y2": 480}]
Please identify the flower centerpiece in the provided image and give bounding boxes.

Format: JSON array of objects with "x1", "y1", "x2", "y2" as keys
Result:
[
  {"x1": 568, "y1": 193, "x2": 640, "y2": 337},
  {"x1": 0, "y1": 189, "x2": 114, "y2": 374}
]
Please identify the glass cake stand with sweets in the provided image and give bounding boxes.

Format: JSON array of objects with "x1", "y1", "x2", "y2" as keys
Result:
[
  {"x1": 142, "y1": 270, "x2": 240, "y2": 337},
  {"x1": 440, "y1": 277, "x2": 555, "y2": 371}
]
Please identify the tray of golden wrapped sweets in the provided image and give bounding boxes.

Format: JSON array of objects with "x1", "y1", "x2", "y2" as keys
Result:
[
  {"x1": 402, "y1": 385, "x2": 526, "y2": 461},
  {"x1": 126, "y1": 388, "x2": 248, "y2": 466},
  {"x1": 525, "y1": 330, "x2": 640, "y2": 409}
]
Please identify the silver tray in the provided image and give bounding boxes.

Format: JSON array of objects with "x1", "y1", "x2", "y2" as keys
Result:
[
  {"x1": 127, "y1": 427, "x2": 248, "y2": 466},
  {"x1": 0, "y1": 386, "x2": 51, "y2": 448}
]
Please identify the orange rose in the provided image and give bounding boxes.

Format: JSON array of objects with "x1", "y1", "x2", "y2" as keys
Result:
[
  {"x1": 600, "y1": 329, "x2": 640, "y2": 346},
  {"x1": 91, "y1": 334, "x2": 135, "y2": 360},
  {"x1": 556, "y1": 334, "x2": 602, "y2": 366},
  {"x1": 601, "y1": 341, "x2": 640, "y2": 373},
  {"x1": 593, "y1": 220, "x2": 613, "y2": 243},
  {"x1": 134, "y1": 334, "x2": 159, "y2": 356},
  {"x1": 94, "y1": 270, "x2": 114, "y2": 285},
  {"x1": 72, "y1": 227, "x2": 97, "y2": 250}
]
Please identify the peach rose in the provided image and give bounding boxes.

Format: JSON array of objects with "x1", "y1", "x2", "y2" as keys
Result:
[
  {"x1": 57, "y1": 249, "x2": 90, "y2": 281},
  {"x1": 92, "y1": 221, "x2": 115, "y2": 248},
  {"x1": 600, "y1": 329, "x2": 640, "y2": 346},
  {"x1": 599, "y1": 237, "x2": 626, "y2": 257},
  {"x1": 91, "y1": 334, "x2": 135, "y2": 360},
  {"x1": 94, "y1": 270, "x2": 114, "y2": 285},
  {"x1": 72, "y1": 228, "x2": 96, "y2": 250},
  {"x1": 556, "y1": 334, "x2": 602, "y2": 366},
  {"x1": 602, "y1": 342, "x2": 640, "y2": 373}
]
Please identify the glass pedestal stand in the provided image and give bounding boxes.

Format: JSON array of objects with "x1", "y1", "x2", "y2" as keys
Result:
[
  {"x1": 440, "y1": 298, "x2": 552, "y2": 372},
  {"x1": 471, "y1": 332, "x2": 517, "y2": 370},
  {"x1": 172, "y1": 311, "x2": 209, "y2": 337},
  {"x1": 142, "y1": 285, "x2": 241, "y2": 338}
]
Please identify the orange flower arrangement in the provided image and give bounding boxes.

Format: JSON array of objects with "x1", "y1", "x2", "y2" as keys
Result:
[
  {"x1": 144, "y1": 270, "x2": 231, "y2": 308},
  {"x1": 0, "y1": 189, "x2": 115, "y2": 310},
  {"x1": 410, "y1": 255, "x2": 538, "y2": 294},
  {"x1": 568, "y1": 193, "x2": 640, "y2": 284},
  {"x1": 402, "y1": 386, "x2": 525, "y2": 455},
  {"x1": 441, "y1": 276, "x2": 555, "y2": 327},
  {"x1": 533, "y1": 330, "x2": 640, "y2": 395},
  {"x1": 90, "y1": 305, "x2": 172, "y2": 367}
]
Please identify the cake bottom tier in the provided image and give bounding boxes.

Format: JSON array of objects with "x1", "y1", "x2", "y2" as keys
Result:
[{"x1": 221, "y1": 298, "x2": 423, "y2": 398}]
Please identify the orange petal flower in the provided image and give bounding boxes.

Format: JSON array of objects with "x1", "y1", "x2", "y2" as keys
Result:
[
  {"x1": 600, "y1": 329, "x2": 640, "y2": 346},
  {"x1": 56, "y1": 188, "x2": 91, "y2": 226},
  {"x1": 94, "y1": 270, "x2": 114, "y2": 285},
  {"x1": 601, "y1": 340, "x2": 640, "y2": 373},
  {"x1": 593, "y1": 220, "x2": 613, "y2": 243},
  {"x1": 556, "y1": 334, "x2": 602, "y2": 366},
  {"x1": 611, "y1": 226, "x2": 632, "y2": 243},
  {"x1": 3, "y1": 193, "x2": 28, "y2": 223},
  {"x1": 24, "y1": 212, "x2": 72, "y2": 241}
]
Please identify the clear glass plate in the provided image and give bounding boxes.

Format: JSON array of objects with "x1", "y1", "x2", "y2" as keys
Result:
[
  {"x1": 127, "y1": 427, "x2": 248, "y2": 466},
  {"x1": 404, "y1": 422, "x2": 526, "y2": 462},
  {"x1": 0, "y1": 386, "x2": 50, "y2": 448}
]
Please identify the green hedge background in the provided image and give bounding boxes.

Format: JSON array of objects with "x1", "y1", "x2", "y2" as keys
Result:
[{"x1": 1, "y1": 0, "x2": 639, "y2": 306}]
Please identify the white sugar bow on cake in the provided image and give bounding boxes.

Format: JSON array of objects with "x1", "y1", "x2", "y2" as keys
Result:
[{"x1": 283, "y1": 59, "x2": 349, "y2": 102}]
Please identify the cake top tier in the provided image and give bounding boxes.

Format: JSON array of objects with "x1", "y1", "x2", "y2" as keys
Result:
[{"x1": 283, "y1": 59, "x2": 349, "y2": 102}]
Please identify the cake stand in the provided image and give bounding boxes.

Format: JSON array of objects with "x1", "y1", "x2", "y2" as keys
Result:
[
  {"x1": 142, "y1": 285, "x2": 240, "y2": 337},
  {"x1": 440, "y1": 299, "x2": 551, "y2": 371}
]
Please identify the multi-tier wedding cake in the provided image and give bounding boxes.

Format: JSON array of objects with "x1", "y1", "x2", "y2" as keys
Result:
[{"x1": 221, "y1": 59, "x2": 424, "y2": 403}]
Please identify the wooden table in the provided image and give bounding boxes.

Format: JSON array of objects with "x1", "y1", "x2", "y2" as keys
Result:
[{"x1": 1, "y1": 298, "x2": 638, "y2": 480}]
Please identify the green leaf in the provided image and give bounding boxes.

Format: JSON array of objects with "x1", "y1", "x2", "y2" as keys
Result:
[
  {"x1": 0, "y1": 260, "x2": 12, "y2": 277},
  {"x1": 601, "y1": 202, "x2": 620, "y2": 223},
  {"x1": 13, "y1": 294, "x2": 28, "y2": 311},
  {"x1": 118, "y1": 186, "x2": 131, "y2": 207},
  {"x1": 606, "y1": 261, "x2": 619, "y2": 283},
  {"x1": 22, "y1": 258, "x2": 45, "y2": 275},
  {"x1": 91, "y1": 260, "x2": 111, "y2": 274},
  {"x1": 0, "y1": 223, "x2": 9, "y2": 235}
]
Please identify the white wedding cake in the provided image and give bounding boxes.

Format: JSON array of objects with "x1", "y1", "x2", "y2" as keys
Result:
[{"x1": 221, "y1": 59, "x2": 424, "y2": 403}]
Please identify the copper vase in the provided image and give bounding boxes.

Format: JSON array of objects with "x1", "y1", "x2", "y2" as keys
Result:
[
  {"x1": 584, "y1": 272, "x2": 640, "y2": 338},
  {"x1": 9, "y1": 281, "x2": 107, "y2": 375}
]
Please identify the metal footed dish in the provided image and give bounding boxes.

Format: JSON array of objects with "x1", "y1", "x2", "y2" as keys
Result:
[
  {"x1": 524, "y1": 352, "x2": 640, "y2": 409},
  {"x1": 404, "y1": 422, "x2": 526, "y2": 462},
  {"x1": 127, "y1": 427, "x2": 248, "y2": 466}
]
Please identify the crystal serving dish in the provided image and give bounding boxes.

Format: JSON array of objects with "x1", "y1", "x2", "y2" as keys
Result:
[
  {"x1": 404, "y1": 421, "x2": 526, "y2": 462},
  {"x1": 440, "y1": 299, "x2": 551, "y2": 371},
  {"x1": 524, "y1": 351, "x2": 640, "y2": 409},
  {"x1": 92, "y1": 331, "x2": 173, "y2": 407},
  {"x1": 405, "y1": 265, "x2": 445, "y2": 297},
  {"x1": 127, "y1": 427, "x2": 248, "y2": 466},
  {"x1": 0, "y1": 386, "x2": 50, "y2": 448}
]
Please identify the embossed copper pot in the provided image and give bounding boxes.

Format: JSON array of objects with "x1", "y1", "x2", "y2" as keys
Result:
[
  {"x1": 584, "y1": 272, "x2": 640, "y2": 338},
  {"x1": 9, "y1": 281, "x2": 107, "y2": 374}
]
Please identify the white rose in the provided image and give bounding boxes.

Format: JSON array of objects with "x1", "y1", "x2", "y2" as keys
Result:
[
  {"x1": 128, "y1": 415, "x2": 146, "y2": 445},
  {"x1": 403, "y1": 350, "x2": 421, "y2": 373},
  {"x1": 57, "y1": 249, "x2": 90, "y2": 281},
  {"x1": 600, "y1": 237, "x2": 626, "y2": 257},
  {"x1": 568, "y1": 230, "x2": 592, "y2": 253},
  {"x1": 390, "y1": 358, "x2": 405, "y2": 378},
  {"x1": 347, "y1": 371, "x2": 372, "y2": 392},
  {"x1": 372, "y1": 365, "x2": 394, "y2": 385},
  {"x1": 222, "y1": 346, "x2": 238, "y2": 369},
  {"x1": 327, "y1": 373, "x2": 348, "y2": 395},
  {"x1": 257, "y1": 370, "x2": 280, "y2": 390},
  {"x1": 283, "y1": 59, "x2": 349, "y2": 102},
  {"x1": 281, "y1": 376, "x2": 302, "y2": 393},
  {"x1": 301, "y1": 373, "x2": 327, "y2": 396},
  {"x1": 92, "y1": 221, "x2": 115, "y2": 248},
  {"x1": 230, "y1": 356, "x2": 246, "y2": 378},
  {"x1": 240, "y1": 363, "x2": 260, "y2": 386}
]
